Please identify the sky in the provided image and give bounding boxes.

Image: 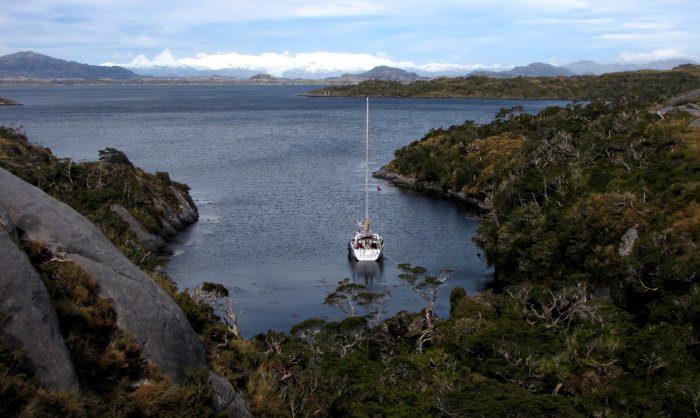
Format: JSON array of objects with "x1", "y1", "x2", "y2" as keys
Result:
[{"x1": 1, "y1": 0, "x2": 699, "y2": 75}]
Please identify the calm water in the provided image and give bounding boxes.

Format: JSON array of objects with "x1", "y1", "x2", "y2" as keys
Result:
[{"x1": 0, "y1": 85, "x2": 567, "y2": 336}]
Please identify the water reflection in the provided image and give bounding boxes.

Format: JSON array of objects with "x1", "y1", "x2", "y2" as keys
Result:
[{"x1": 348, "y1": 259, "x2": 384, "y2": 284}]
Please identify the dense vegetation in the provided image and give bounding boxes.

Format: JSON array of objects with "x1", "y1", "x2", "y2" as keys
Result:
[
  {"x1": 347, "y1": 93, "x2": 696, "y2": 414},
  {"x1": 309, "y1": 65, "x2": 700, "y2": 100},
  {"x1": 2, "y1": 67, "x2": 699, "y2": 416}
]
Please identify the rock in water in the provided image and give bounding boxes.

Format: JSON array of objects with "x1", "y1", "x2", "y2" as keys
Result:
[
  {"x1": 0, "y1": 208, "x2": 79, "y2": 392},
  {"x1": 0, "y1": 167, "x2": 206, "y2": 383},
  {"x1": 152, "y1": 186, "x2": 199, "y2": 236}
]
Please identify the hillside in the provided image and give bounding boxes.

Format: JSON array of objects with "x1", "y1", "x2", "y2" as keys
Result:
[
  {"x1": 0, "y1": 51, "x2": 137, "y2": 80},
  {"x1": 307, "y1": 65, "x2": 700, "y2": 100}
]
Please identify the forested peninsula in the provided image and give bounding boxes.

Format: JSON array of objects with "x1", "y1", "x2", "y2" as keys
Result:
[
  {"x1": 307, "y1": 64, "x2": 700, "y2": 100},
  {"x1": 1, "y1": 66, "x2": 699, "y2": 416}
]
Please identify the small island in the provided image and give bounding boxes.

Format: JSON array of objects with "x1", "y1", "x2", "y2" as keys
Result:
[{"x1": 0, "y1": 97, "x2": 21, "y2": 106}]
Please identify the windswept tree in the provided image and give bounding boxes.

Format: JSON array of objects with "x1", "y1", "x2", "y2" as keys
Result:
[
  {"x1": 324, "y1": 278, "x2": 390, "y2": 325},
  {"x1": 398, "y1": 263, "x2": 452, "y2": 351},
  {"x1": 192, "y1": 282, "x2": 240, "y2": 340},
  {"x1": 98, "y1": 147, "x2": 134, "y2": 167}
]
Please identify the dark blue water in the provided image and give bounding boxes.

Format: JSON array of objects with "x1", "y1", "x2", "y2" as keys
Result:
[{"x1": 0, "y1": 85, "x2": 568, "y2": 336}]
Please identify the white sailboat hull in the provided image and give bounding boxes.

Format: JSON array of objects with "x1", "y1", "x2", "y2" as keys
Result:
[
  {"x1": 349, "y1": 233, "x2": 383, "y2": 261},
  {"x1": 350, "y1": 245, "x2": 382, "y2": 261}
]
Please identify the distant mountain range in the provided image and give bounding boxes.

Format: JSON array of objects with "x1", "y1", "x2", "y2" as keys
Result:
[
  {"x1": 467, "y1": 60, "x2": 697, "y2": 78},
  {"x1": 469, "y1": 62, "x2": 575, "y2": 78},
  {"x1": 351, "y1": 66, "x2": 425, "y2": 82},
  {"x1": 564, "y1": 59, "x2": 697, "y2": 75},
  {"x1": 125, "y1": 58, "x2": 698, "y2": 79},
  {"x1": 131, "y1": 66, "x2": 260, "y2": 78},
  {"x1": 0, "y1": 51, "x2": 137, "y2": 80},
  {"x1": 0, "y1": 51, "x2": 696, "y2": 83},
  {"x1": 323, "y1": 66, "x2": 426, "y2": 84},
  {"x1": 138, "y1": 65, "x2": 424, "y2": 83},
  {"x1": 238, "y1": 66, "x2": 424, "y2": 84}
]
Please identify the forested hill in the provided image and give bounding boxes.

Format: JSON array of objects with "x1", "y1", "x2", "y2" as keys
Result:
[{"x1": 307, "y1": 64, "x2": 700, "y2": 100}]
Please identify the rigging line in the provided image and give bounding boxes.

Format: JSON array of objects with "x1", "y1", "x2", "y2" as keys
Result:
[
  {"x1": 206, "y1": 246, "x2": 342, "y2": 288},
  {"x1": 365, "y1": 96, "x2": 370, "y2": 223},
  {"x1": 381, "y1": 252, "x2": 402, "y2": 266},
  {"x1": 248, "y1": 246, "x2": 339, "y2": 265}
]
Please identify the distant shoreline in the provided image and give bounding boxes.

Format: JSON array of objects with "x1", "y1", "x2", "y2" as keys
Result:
[
  {"x1": 0, "y1": 79, "x2": 333, "y2": 87},
  {"x1": 303, "y1": 92, "x2": 584, "y2": 101}
]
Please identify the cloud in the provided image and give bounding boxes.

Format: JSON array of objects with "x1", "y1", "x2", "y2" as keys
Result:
[
  {"x1": 112, "y1": 49, "x2": 182, "y2": 67},
  {"x1": 621, "y1": 21, "x2": 674, "y2": 30},
  {"x1": 2, "y1": 0, "x2": 699, "y2": 67},
  {"x1": 598, "y1": 33, "x2": 645, "y2": 41},
  {"x1": 617, "y1": 48, "x2": 696, "y2": 63},
  {"x1": 103, "y1": 49, "x2": 504, "y2": 76},
  {"x1": 293, "y1": 0, "x2": 385, "y2": 17},
  {"x1": 519, "y1": 0, "x2": 591, "y2": 11},
  {"x1": 119, "y1": 35, "x2": 158, "y2": 47},
  {"x1": 597, "y1": 30, "x2": 689, "y2": 44}
]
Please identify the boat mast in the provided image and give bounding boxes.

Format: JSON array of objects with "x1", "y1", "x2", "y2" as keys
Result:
[{"x1": 364, "y1": 96, "x2": 369, "y2": 227}]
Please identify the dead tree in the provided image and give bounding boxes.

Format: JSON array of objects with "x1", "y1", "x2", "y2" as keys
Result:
[{"x1": 192, "y1": 285, "x2": 240, "y2": 340}]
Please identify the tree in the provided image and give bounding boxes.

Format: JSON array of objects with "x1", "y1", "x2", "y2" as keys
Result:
[
  {"x1": 397, "y1": 263, "x2": 452, "y2": 351},
  {"x1": 324, "y1": 278, "x2": 390, "y2": 325},
  {"x1": 98, "y1": 147, "x2": 133, "y2": 167},
  {"x1": 192, "y1": 282, "x2": 240, "y2": 340}
]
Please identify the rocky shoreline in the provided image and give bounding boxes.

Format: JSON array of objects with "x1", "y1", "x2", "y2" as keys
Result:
[
  {"x1": 373, "y1": 167, "x2": 487, "y2": 210},
  {"x1": 0, "y1": 97, "x2": 21, "y2": 105}
]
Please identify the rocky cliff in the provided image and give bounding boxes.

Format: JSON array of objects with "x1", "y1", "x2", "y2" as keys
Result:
[
  {"x1": 0, "y1": 167, "x2": 208, "y2": 381},
  {"x1": 0, "y1": 128, "x2": 249, "y2": 416}
]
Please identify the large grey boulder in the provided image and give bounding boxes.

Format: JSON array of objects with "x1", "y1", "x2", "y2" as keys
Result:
[
  {"x1": 0, "y1": 208, "x2": 79, "y2": 392},
  {"x1": 0, "y1": 167, "x2": 206, "y2": 383},
  {"x1": 208, "y1": 372, "x2": 253, "y2": 417}
]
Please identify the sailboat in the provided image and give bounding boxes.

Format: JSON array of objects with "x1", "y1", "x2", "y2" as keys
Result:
[{"x1": 349, "y1": 97, "x2": 383, "y2": 261}]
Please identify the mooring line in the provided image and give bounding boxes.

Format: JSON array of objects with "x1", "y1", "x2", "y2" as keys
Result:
[{"x1": 381, "y1": 251, "x2": 401, "y2": 266}]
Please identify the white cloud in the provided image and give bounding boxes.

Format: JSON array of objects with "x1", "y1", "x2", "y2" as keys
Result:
[
  {"x1": 118, "y1": 35, "x2": 158, "y2": 47},
  {"x1": 598, "y1": 33, "x2": 645, "y2": 41},
  {"x1": 103, "y1": 49, "x2": 503, "y2": 76},
  {"x1": 617, "y1": 48, "x2": 695, "y2": 63},
  {"x1": 621, "y1": 21, "x2": 674, "y2": 30},
  {"x1": 107, "y1": 49, "x2": 183, "y2": 67},
  {"x1": 293, "y1": 0, "x2": 385, "y2": 17},
  {"x1": 519, "y1": 0, "x2": 591, "y2": 11}
]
